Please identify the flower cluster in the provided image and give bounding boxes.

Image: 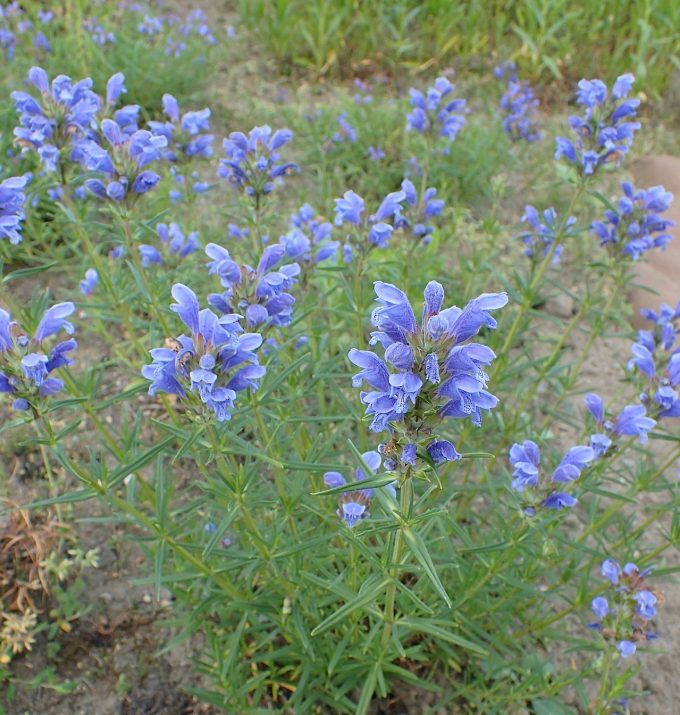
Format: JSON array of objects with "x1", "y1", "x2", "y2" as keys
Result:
[
  {"x1": 353, "y1": 78, "x2": 373, "y2": 105},
  {"x1": 138, "y1": 14, "x2": 163, "y2": 35},
  {"x1": 139, "y1": 222, "x2": 201, "y2": 267},
  {"x1": 323, "y1": 451, "x2": 395, "y2": 528},
  {"x1": 584, "y1": 393, "x2": 656, "y2": 456},
  {"x1": 627, "y1": 305, "x2": 680, "y2": 419},
  {"x1": 142, "y1": 284, "x2": 265, "y2": 422},
  {"x1": 494, "y1": 61, "x2": 541, "y2": 142},
  {"x1": 102, "y1": 73, "x2": 140, "y2": 134},
  {"x1": 331, "y1": 112, "x2": 357, "y2": 144},
  {"x1": 149, "y1": 94, "x2": 214, "y2": 161},
  {"x1": 168, "y1": 166, "x2": 210, "y2": 203},
  {"x1": 78, "y1": 122, "x2": 167, "y2": 203},
  {"x1": 348, "y1": 281, "x2": 507, "y2": 471},
  {"x1": 406, "y1": 76, "x2": 467, "y2": 144},
  {"x1": 591, "y1": 182, "x2": 674, "y2": 260},
  {"x1": 281, "y1": 204, "x2": 338, "y2": 270},
  {"x1": 589, "y1": 559, "x2": 661, "y2": 658},
  {"x1": 0, "y1": 175, "x2": 27, "y2": 244},
  {"x1": 394, "y1": 178, "x2": 445, "y2": 245},
  {"x1": 83, "y1": 16, "x2": 115, "y2": 46},
  {"x1": 1, "y1": 4, "x2": 54, "y2": 61},
  {"x1": 217, "y1": 125, "x2": 298, "y2": 203},
  {"x1": 334, "y1": 189, "x2": 405, "y2": 261},
  {"x1": 177, "y1": 8, "x2": 217, "y2": 46},
  {"x1": 0, "y1": 303, "x2": 77, "y2": 412},
  {"x1": 12, "y1": 66, "x2": 101, "y2": 173},
  {"x1": 508, "y1": 440, "x2": 594, "y2": 513},
  {"x1": 206, "y1": 243, "x2": 300, "y2": 328},
  {"x1": 518, "y1": 205, "x2": 576, "y2": 264},
  {"x1": 555, "y1": 74, "x2": 641, "y2": 175}
]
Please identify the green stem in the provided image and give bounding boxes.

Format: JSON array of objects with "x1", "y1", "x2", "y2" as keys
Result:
[
  {"x1": 595, "y1": 645, "x2": 614, "y2": 714},
  {"x1": 119, "y1": 215, "x2": 172, "y2": 337},
  {"x1": 380, "y1": 477, "x2": 412, "y2": 651},
  {"x1": 492, "y1": 183, "x2": 586, "y2": 382},
  {"x1": 33, "y1": 418, "x2": 63, "y2": 525},
  {"x1": 204, "y1": 424, "x2": 270, "y2": 558},
  {"x1": 60, "y1": 196, "x2": 148, "y2": 362}
]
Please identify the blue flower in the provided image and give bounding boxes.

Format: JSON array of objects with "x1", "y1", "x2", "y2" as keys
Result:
[
  {"x1": 508, "y1": 440, "x2": 540, "y2": 491},
  {"x1": 142, "y1": 284, "x2": 265, "y2": 422},
  {"x1": 33, "y1": 31, "x2": 51, "y2": 53},
  {"x1": 584, "y1": 392, "x2": 605, "y2": 424},
  {"x1": 601, "y1": 558, "x2": 622, "y2": 585},
  {"x1": 80, "y1": 268, "x2": 98, "y2": 295},
  {"x1": 217, "y1": 125, "x2": 297, "y2": 202},
  {"x1": 334, "y1": 191, "x2": 365, "y2": 226},
  {"x1": 426, "y1": 439, "x2": 461, "y2": 465},
  {"x1": 0, "y1": 303, "x2": 77, "y2": 412},
  {"x1": 519, "y1": 205, "x2": 575, "y2": 264},
  {"x1": 334, "y1": 190, "x2": 405, "y2": 258},
  {"x1": 555, "y1": 74, "x2": 640, "y2": 175},
  {"x1": 83, "y1": 17, "x2": 115, "y2": 46},
  {"x1": 634, "y1": 590, "x2": 657, "y2": 619},
  {"x1": 332, "y1": 112, "x2": 357, "y2": 143},
  {"x1": 591, "y1": 596, "x2": 609, "y2": 620},
  {"x1": 614, "y1": 405, "x2": 656, "y2": 443},
  {"x1": 206, "y1": 244, "x2": 300, "y2": 328},
  {"x1": 78, "y1": 127, "x2": 167, "y2": 204},
  {"x1": 0, "y1": 175, "x2": 26, "y2": 244},
  {"x1": 592, "y1": 182, "x2": 674, "y2": 260},
  {"x1": 282, "y1": 204, "x2": 337, "y2": 267},
  {"x1": 406, "y1": 76, "x2": 467, "y2": 144},
  {"x1": 349, "y1": 281, "x2": 506, "y2": 475},
  {"x1": 106, "y1": 72, "x2": 126, "y2": 106},
  {"x1": 617, "y1": 640, "x2": 636, "y2": 658},
  {"x1": 584, "y1": 393, "x2": 656, "y2": 445},
  {"x1": 495, "y1": 62, "x2": 541, "y2": 142},
  {"x1": 138, "y1": 14, "x2": 163, "y2": 35},
  {"x1": 12, "y1": 67, "x2": 101, "y2": 173},
  {"x1": 139, "y1": 222, "x2": 201, "y2": 267},
  {"x1": 323, "y1": 450, "x2": 395, "y2": 528},
  {"x1": 149, "y1": 93, "x2": 214, "y2": 161},
  {"x1": 551, "y1": 446, "x2": 595, "y2": 482},
  {"x1": 508, "y1": 439, "x2": 592, "y2": 511},
  {"x1": 395, "y1": 179, "x2": 445, "y2": 245},
  {"x1": 353, "y1": 78, "x2": 373, "y2": 104}
]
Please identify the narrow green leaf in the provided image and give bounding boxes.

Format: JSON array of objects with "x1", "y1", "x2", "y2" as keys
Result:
[
  {"x1": 106, "y1": 436, "x2": 175, "y2": 489},
  {"x1": 312, "y1": 473, "x2": 397, "y2": 497},
  {"x1": 311, "y1": 577, "x2": 390, "y2": 636},
  {"x1": 355, "y1": 662, "x2": 381, "y2": 715},
  {"x1": 24, "y1": 489, "x2": 97, "y2": 509},
  {"x1": 402, "y1": 527, "x2": 452, "y2": 607},
  {"x1": 3, "y1": 262, "x2": 58, "y2": 283},
  {"x1": 399, "y1": 617, "x2": 487, "y2": 656}
]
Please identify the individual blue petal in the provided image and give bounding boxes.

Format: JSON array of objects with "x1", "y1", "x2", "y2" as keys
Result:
[
  {"x1": 601, "y1": 558, "x2": 621, "y2": 585},
  {"x1": 323, "y1": 471, "x2": 345, "y2": 489},
  {"x1": 617, "y1": 640, "x2": 636, "y2": 658},
  {"x1": 401, "y1": 443, "x2": 417, "y2": 466},
  {"x1": 170, "y1": 283, "x2": 200, "y2": 335},
  {"x1": 542, "y1": 492, "x2": 577, "y2": 509},
  {"x1": 584, "y1": 393, "x2": 605, "y2": 423},
  {"x1": 591, "y1": 596, "x2": 609, "y2": 620},
  {"x1": 35, "y1": 302, "x2": 75, "y2": 342},
  {"x1": 427, "y1": 439, "x2": 460, "y2": 465}
]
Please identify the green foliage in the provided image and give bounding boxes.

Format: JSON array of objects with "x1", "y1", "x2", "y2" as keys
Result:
[
  {"x1": 0, "y1": 3, "x2": 678, "y2": 714},
  {"x1": 240, "y1": 0, "x2": 680, "y2": 95}
]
